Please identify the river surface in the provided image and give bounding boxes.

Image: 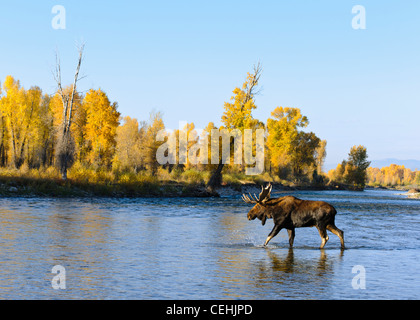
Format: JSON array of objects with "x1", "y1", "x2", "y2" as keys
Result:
[{"x1": 0, "y1": 189, "x2": 419, "y2": 300}]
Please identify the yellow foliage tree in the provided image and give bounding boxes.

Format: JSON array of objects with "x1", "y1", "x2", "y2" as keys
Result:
[
  {"x1": 208, "y1": 63, "x2": 262, "y2": 190},
  {"x1": 144, "y1": 111, "x2": 165, "y2": 175},
  {"x1": 0, "y1": 76, "x2": 43, "y2": 168},
  {"x1": 181, "y1": 122, "x2": 199, "y2": 170},
  {"x1": 0, "y1": 80, "x2": 9, "y2": 166},
  {"x1": 267, "y1": 106, "x2": 320, "y2": 180},
  {"x1": 114, "y1": 116, "x2": 144, "y2": 172},
  {"x1": 367, "y1": 164, "x2": 418, "y2": 187},
  {"x1": 83, "y1": 89, "x2": 120, "y2": 168}
]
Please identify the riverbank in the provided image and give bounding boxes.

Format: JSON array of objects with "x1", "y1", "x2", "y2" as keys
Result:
[
  {"x1": 1, "y1": 167, "x2": 418, "y2": 199},
  {"x1": 366, "y1": 185, "x2": 420, "y2": 199},
  {"x1": 0, "y1": 178, "x2": 219, "y2": 198},
  {"x1": 0, "y1": 175, "x2": 365, "y2": 199},
  {"x1": 400, "y1": 188, "x2": 420, "y2": 199}
]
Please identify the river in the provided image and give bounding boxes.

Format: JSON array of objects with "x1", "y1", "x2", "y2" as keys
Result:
[{"x1": 0, "y1": 189, "x2": 419, "y2": 299}]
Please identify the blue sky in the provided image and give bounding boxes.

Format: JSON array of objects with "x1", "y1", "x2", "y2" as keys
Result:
[{"x1": 0, "y1": 0, "x2": 419, "y2": 168}]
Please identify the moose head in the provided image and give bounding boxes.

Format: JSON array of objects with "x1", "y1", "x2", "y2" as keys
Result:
[{"x1": 242, "y1": 183, "x2": 273, "y2": 226}]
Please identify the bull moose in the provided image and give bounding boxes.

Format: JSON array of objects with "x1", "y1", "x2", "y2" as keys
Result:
[{"x1": 243, "y1": 184, "x2": 345, "y2": 249}]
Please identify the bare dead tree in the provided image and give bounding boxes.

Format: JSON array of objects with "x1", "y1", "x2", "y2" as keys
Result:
[{"x1": 53, "y1": 44, "x2": 85, "y2": 180}]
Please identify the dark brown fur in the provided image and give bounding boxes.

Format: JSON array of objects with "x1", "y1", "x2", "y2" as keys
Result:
[{"x1": 247, "y1": 196, "x2": 345, "y2": 249}]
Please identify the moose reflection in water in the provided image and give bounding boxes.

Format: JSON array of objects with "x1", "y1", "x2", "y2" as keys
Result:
[{"x1": 243, "y1": 184, "x2": 345, "y2": 249}]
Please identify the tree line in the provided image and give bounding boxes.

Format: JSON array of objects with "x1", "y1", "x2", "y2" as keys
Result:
[
  {"x1": 367, "y1": 164, "x2": 420, "y2": 187},
  {"x1": 1, "y1": 57, "x2": 373, "y2": 189},
  {"x1": 327, "y1": 145, "x2": 371, "y2": 189}
]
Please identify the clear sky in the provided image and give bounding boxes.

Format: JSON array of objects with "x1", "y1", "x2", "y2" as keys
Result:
[{"x1": 0, "y1": 0, "x2": 419, "y2": 168}]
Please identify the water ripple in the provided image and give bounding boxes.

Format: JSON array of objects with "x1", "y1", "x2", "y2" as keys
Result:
[{"x1": 0, "y1": 189, "x2": 419, "y2": 299}]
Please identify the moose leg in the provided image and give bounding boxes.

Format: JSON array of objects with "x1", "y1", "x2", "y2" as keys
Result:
[
  {"x1": 264, "y1": 225, "x2": 282, "y2": 247},
  {"x1": 287, "y1": 229, "x2": 295, "y2": 248},
  {"x1": 327, "y1": 224, "x2": 345, "y2": 249},
  {"x1": 316, "y1": 225, "x2": 329, "y2": 249}
]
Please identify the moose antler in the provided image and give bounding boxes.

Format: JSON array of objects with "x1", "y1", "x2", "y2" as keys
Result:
[{"x1": 242, "y1": 183, "x2": 272, "y2": 205}]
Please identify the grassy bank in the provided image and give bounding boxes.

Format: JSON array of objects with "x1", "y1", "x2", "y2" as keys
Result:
[
  {"x1": 0, "y1": 166, "x2": 216, "y2": 198},
  {"x1": 0, "y1": 165, "x2": 370, "y2": 198},
  {"x1": 0, "y1": 167, "x2": 293, "y2": 198}
]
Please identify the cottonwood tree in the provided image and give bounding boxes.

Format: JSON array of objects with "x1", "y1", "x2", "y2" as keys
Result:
[
  {"x1": 0, "y1": 76, "x2": 25, "y2": 168},
  {"x1": 0, "y1": 81, "x2": 8, "y2": 166},
  {"x1": 180, "y1": 122, "x2": 199, "y2": 170},
  {"x1": 0, "y1": 77, "x2": 56, "y2": 168},
  {"x1": 344, "y1": 145, "x2": 371, "y2": 189},
  {"x1": 83, "y1": 88, "x2": 120, "y2": 168},
  {"x1": 144, "y1": 111, "x2": 165, "y2": 175},
  {"x1": 0, "y1": 76, "x2": 42, "y2": 168},
  {"x1": 328, "y1": 145, "x2": 371, "y2": 189},
  {"x1": 267, "y1": 107, "x2": 322, "y2": 182},
  {"x1": 37, "y1": 94, "x2": 55, "y2": 167},
  {"x1": 113, "y1": 116, "x2": 147, "y2": 172},
  {"x1": 315, "y1": 140, "x2": 327, "y2": 175},
  {"x1": 53, "y1": 45, "x2": 84, "y2": 180},
  {"x1": 207, "y1": 63, "x2": 262, "y2": 191},
  {"x1": 267, "y1": 107, "x2": 308, "y2": 179},
  {"x1": 0, "y1": 113, "x2": 8, "y2": 166},
  {"x1": 23, "y1": 86, "x2": 46, "y2": 168}
]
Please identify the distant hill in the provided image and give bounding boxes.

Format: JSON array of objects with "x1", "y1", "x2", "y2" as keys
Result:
[{"x1": 369, "y1": 159, "x2": 420, "y2": 171}]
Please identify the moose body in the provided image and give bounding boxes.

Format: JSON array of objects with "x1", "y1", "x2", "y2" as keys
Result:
[{"x1": 243, "y1": 185, "x2": 345, "y2": 249}]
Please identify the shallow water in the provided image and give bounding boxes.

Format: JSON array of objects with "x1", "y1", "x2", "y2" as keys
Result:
[{"x1": 0, "y1": 189, "x2": 419, "y2": 299}]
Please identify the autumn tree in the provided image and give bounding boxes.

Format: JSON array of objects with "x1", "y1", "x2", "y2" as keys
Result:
[
  {"x1": 367, "y1": 164, "x2": 418, "y2": 187},
  {"x1": 144, "y1": 111, "x2": 165, "y2": 175},
  {"x1": 36, "y1": 94, "x2": 55, "y2": 167},
  {"x1": 290, "y1": 131, "x2": 321, "y2": 180},
  {"x1": 328, "y1": 162, "x2": 346, "y2": 184},
  {"x1": 200, "y1": 122, "x2": 218, "y2": 173},
  {"x1": 0, "y1": 113, "x2": 8, "y2": 166},
  {"x1": 0, "y1": 81, "x2": 9, "y2": 166},
  {"x1": 83, "y1": 88, "x2": 120, "y2": 169},
  {"x1": 180, "y1": 122, "x2": 199, "y2": 170},
  {"x1": 330, "y1": 145, "x2": 370, "y2": 189},
  {"x1": 0, "y1": 76, "x2": 41, "y2": 168},
  {"x1": 267, "y1": 107, "x2": 308, "y2": 175},
  {"x1": 72, "y1": 92, "x2": 88, "y2": 163},
  {"x1": 267, "y1": 106, "x2": 321, "y2": 181},
  {"x1": 207, "y1": 63, "x2": 262, "y2": 191},
  {"x1": 0, "y1": 77, "x2": 56, "y2": 169},
  {"x1": 24, "y1": 87, "x2": 50, "y2": 168},
  {"x1": 315, "y1": 140, "x2": 327, "y2": 175},
  {"x1": 345, "y1": 145, "x2": 370, "y2": 189},
  {"x1": 221, "y1": 64, "x2": 261, "y2": 131},
  {"x1": 114, "y1": 116, "x2": 144, "y2": 172}
]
